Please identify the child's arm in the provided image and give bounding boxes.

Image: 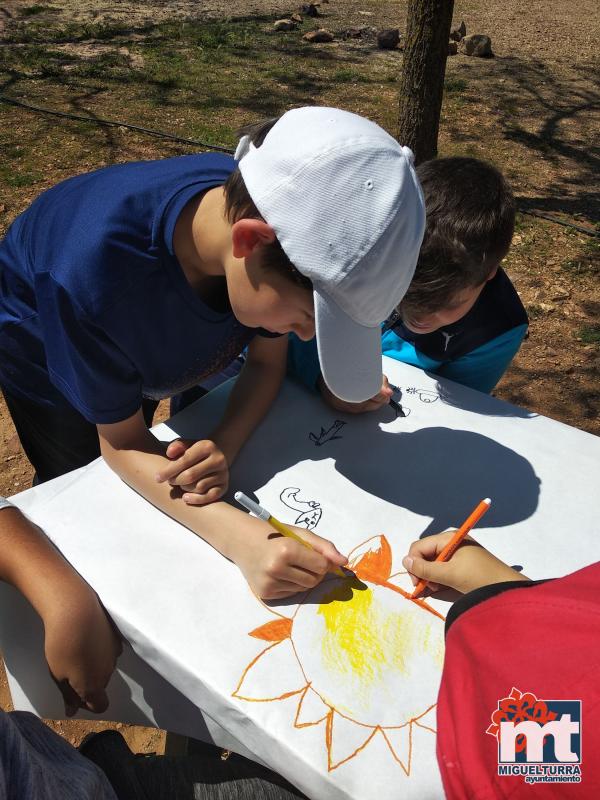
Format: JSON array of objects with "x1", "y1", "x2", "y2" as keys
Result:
[
  {"x1": 96, "y1": 425, "x2": 347, "y2": 596},
  {"x1": 0, "y1": 501, "x2": 122, "y2": 716},
  {"x1": 402, "y1": 531, "x2": 529, "y2": 595},
  {"x1": 212, "y1": 334, "x2": 289, "y2": 463},
  {"x1": 156, "y1": 334, "x2": 288, "y2": 504}
]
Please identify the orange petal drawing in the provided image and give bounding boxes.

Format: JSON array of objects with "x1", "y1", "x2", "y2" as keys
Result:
[
  {"x1": 381, "y1": 724, "x2": 412, "y2": 775},
  {"x1": 233, "y1": 534, "x2": 445, "y2": 779},
  {"x1": 380, "y1": 579, "x2": 446, "y2": 622},
  {"x1": 326, "y1": 711, "x2": 379, "y2": 771},
  {"x1": 249, "y1": 618, "x2": 293, "y2": 642},
  {"x1": 233, "y1": 639, "x2": 307, "y2": 702},
  {"x1": 413, "y1": 703, "x2": 437, "y2": 734},
  {"x1": 294, "y1": 686, "x2": 331, "y2": 728},
  {"x1": 347, "y1": 535, "x2": 392, "y2": 583}
]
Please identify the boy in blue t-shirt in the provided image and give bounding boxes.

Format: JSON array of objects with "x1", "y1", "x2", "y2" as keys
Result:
[
  {"x1": 288, "y1": 157, "x2": 528, "y2": 412},
  {"x1": 0, "y1": 106, "x2": 425, "y2": 600}
]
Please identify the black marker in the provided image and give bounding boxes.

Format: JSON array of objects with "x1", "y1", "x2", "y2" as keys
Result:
[{"x1": 389, "y1": 397, "x2": 404, "y2": 417}]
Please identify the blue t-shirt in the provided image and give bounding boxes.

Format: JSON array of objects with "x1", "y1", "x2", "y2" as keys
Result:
[
  {"x1": 0, "y1": 710, "x2": 117, "y2": 800},
  {"x1": 0, "y1": 153, "x2": 266, "y2": 424},
  {"x1": 288, "y1": 269, "x2": 528, "y2": 394}
]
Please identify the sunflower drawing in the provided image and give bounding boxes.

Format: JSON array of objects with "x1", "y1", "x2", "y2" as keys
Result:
[{"x1": 233, "y1": 535, "x2": 446, "y2": 774}]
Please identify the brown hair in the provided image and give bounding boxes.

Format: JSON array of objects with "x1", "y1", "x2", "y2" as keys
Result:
[
  {"x1": 399, "y1": 157, "x2": 516, "y2": 318},
  {"x1": 223, "y1": 118, "x2": 312, "y2": 291}
]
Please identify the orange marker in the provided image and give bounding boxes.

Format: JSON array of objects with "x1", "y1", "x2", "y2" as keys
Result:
[{"x1": 410, "y1": 497, "x2": 492, "y2": 600}]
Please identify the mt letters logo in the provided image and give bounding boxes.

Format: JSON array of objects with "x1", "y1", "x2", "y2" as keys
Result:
[{"x1": 487, "y1": 687, "x2": 582, "y2": 785}]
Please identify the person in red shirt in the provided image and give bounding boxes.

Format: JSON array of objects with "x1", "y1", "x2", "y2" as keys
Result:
[{"x1": 404, "y1": 533, "x2": 600, "y2": 798}]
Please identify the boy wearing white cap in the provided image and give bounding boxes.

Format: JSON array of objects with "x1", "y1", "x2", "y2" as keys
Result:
[{"x1": 0, "y1": 106, "x2": 425, "y2": 599}]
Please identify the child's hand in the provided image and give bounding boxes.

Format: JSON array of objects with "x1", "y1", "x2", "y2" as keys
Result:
[
  {"x1": 318, "y1": 374, "x2": 394, "y2": 414},
  {"x1": 235, "y1": 524, "x2": 347, "y2": 600},
  {"x1": 43, "y1": 583, "x2": 122, "y2": 716},
  {"x1": 155, "y1": 438, "x2": 229, "y2": 505},
  {"x1": 402, "y1": 531, "x2": 529, "y2": 595}
]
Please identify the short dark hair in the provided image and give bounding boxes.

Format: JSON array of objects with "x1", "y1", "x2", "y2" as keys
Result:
[
  {"x1": 399, "y1": 157, "x2": 516, "y2": 317},
  {"x1": 223, "y1": 118, "x2": 313, "y2": 291}
]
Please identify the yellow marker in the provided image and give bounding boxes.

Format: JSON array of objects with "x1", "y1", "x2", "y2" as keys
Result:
[{"x1": 234, "y1": 491, "x2": 347, "y2": 578}]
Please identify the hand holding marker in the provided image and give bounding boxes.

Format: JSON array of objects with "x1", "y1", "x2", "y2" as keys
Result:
[
  {"x1": 235, "y1": 492, "x2": 348, "y2": 578},
  {"x1": 410, "y1": 498, "x2": 492, "y2": 599}
]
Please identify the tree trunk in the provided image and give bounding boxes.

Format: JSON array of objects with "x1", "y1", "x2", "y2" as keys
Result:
[{"x1": 398, "y1": 0, "x2": 454, "y2": 164}]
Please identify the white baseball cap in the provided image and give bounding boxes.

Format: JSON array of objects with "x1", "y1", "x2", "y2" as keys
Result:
[{"x1": 235, "y1": 106, "x2": 426, "y2": 402}]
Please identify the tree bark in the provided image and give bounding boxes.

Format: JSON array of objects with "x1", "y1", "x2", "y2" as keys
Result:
[{"x1": 398, "y1": 0, "x2": 455, "y2": 164}]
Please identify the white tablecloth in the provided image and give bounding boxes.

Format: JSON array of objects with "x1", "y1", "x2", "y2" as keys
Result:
[{"x1": 2, "y1": 359, "x2": 599, "y2": 800}]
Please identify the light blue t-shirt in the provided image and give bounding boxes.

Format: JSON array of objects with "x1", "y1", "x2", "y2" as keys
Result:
[{"x1": 289, "y1": 269, "x2": 528, "y2": 394}]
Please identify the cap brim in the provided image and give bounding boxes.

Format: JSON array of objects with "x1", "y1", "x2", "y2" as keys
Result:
[{"x1": 314, "y1": 289, "x2": 383, "y2": 403}]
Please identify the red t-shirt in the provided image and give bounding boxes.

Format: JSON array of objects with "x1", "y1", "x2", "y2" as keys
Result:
[{"x1": 437, "y1": 562, "x2": 600, "y2": 798}]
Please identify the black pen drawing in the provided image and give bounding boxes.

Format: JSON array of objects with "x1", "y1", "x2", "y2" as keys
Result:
[
  {"x1": 280, "y1": 487, "x2": 322, "y2": 530},
  {"x1": 308, "y1": 420, "x2": 346, "y2": 447},
  {"x1": 392, "y1": 402, "x2": 411, "y2": 418},
  {"x1": 405, "y1": 387, "x2": 440, "y2": 404}
]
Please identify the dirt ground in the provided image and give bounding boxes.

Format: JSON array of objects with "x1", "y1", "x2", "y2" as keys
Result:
[{"x1": 0, "y1": 0, "x2": 598, "y2": 758}]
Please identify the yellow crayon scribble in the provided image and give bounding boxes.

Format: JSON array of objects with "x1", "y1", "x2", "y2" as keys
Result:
[
  {"x1": 419, "y1": 622, "x2": 446, "y2": 669},
  {"x1": 235, "y1": 535, "x2": 444, "y2": 774},
  {"x1": 317, "y1": 582, "x2": 418, "y2": 684}
]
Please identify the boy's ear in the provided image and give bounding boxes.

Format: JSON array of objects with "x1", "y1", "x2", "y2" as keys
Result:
[
  {"x1": 231, "y1": 219, "x2": 277, "y2": 258},
  {"x1": 486, "y1": 267, "x2": 499, "y2": 282}
]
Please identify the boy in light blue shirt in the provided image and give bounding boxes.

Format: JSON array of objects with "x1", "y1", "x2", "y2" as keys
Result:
[{"x1": 288, "y1": 157, "x2": 528, "y2": 410}]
